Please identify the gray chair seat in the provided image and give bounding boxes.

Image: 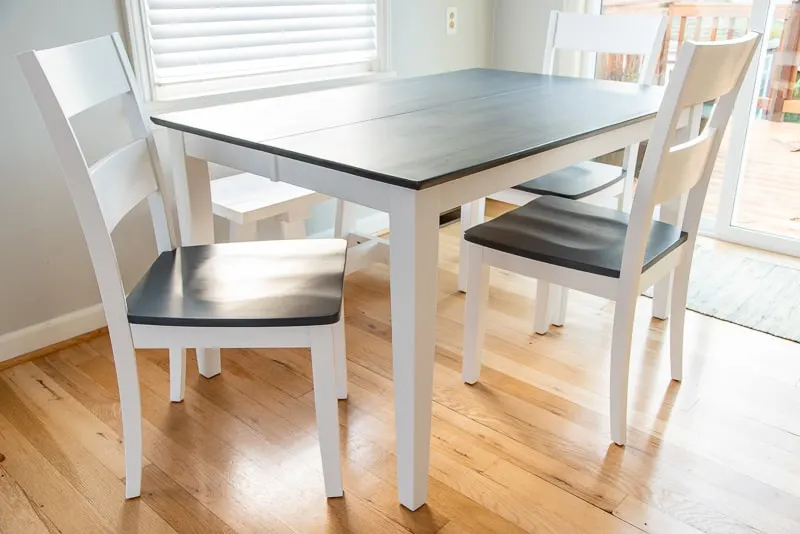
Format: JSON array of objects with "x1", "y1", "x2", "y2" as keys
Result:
[
  {"x1": 464, "y1": 196, "x2": 687, "y2": 278},
  {"x1": 127, "y1": 239, "x2": 347, "y2": 327},
  {"x1": 513, "y1": 161, "x2": 626, "y2": 200}
]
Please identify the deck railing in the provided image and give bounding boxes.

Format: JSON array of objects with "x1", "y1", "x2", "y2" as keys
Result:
[{"x1": 601, "y1": 1, "x2": 800, "y2": 120}]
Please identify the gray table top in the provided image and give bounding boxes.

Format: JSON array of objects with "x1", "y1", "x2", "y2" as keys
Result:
[{"x1": 152, "y1": 68, "x2": 664, "y2": 190}]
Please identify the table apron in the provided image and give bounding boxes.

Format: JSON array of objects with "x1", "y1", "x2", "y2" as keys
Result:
[
  {"x1": 433, "y1": 118, "x2": 656, "y2": 212},
  {"x1": 183, "y1": 133, "x2": 394, "y2": 212},
  {"x1": 181, "y1": 116, "x2": 655, "y2": 215}
]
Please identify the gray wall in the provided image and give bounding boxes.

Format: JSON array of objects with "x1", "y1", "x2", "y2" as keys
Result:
[
  {"x1": 0, "y1": 0, "x2": 495, "y2": 339},
  {"x1": 0, "y1": 0, "x2": 156, "y2": 338}
]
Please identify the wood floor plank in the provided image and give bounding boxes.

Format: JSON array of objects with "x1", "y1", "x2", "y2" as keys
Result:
[
  {"x1": 1, "y1": 362, "x2": 140, "y2": 479},
  {"x1": 83, "y1": 337, "x2": 417, "y2": 534},
  {"x1": 0, "y1": 412, "x2": 113, "y2": 533},
  {"x1": 0, "y1": 464, "x2": 53, "y2": 534},
  {"x1": 139, "y1": 463, "x2": 237, "y2": 534},
  {"x1": 2, "y1": 201, "x2": 800, "y2": 533},
  {"x1": 614, "y1": 495, "x2": 705, "y2": 534},
  {"x1": 0, "y1": 374, "x2": 175, "y2": 534}
]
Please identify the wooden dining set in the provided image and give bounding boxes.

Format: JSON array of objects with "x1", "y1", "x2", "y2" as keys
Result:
[{"x1": 18, "y1": 10, "x2": 761, "y2": 512}]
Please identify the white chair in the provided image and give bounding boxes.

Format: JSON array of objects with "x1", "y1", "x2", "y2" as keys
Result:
[
  {"x1": 458, "y1": 11, "x2": 669, "y2": 327},
  {"x1": 19, "y1": 33, "x2": 348, "y2": 500},
  {"x1": 211, "y1": 173, "x2": 336, "y2": 242},
  {"x1": 461, "y1": 33, "x2": 761, "y2": 445}
]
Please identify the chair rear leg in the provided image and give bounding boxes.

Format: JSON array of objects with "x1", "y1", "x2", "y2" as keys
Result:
[
  {"x1": 197, "y1": 348, "x2": 222, "y2": 378},
  {"x1": 610, "y1": 294, "x2": 637, "y2": 446},
  {"x1": 462, "y1": 244, "x2": 490, "y2": 384},
  {"x1": 309, "y1": 326, "x2": 344, "y2": 498},
  {"x1": 111, "y1": 340, "x2": 143, "y2": 498},
  {"x1": 169, "y1": 348, "x2": 186, "y2": 402}
]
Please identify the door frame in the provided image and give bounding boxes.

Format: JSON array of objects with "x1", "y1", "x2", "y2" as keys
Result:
[{"x1": 710, "y1": 0, "x2": 800, "y2": 257}]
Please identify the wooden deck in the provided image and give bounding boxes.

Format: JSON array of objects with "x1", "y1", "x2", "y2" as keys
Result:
[{"x1": 705, "y1": 118, "x2": 800, "y2": 239}]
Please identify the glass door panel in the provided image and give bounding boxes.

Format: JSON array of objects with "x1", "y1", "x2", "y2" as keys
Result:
[{"x1": 727, "y1": 0, "x2": 800, "y2": 240}]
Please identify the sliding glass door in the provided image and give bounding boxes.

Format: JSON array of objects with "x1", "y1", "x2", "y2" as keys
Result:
[{"x1": 713, "y1": 0, "x2": 800, "y2": 256}]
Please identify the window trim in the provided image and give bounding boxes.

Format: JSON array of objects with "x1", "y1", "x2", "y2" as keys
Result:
[{"x1": 123, "y1": 0, "x2": 391, "y2": 103}]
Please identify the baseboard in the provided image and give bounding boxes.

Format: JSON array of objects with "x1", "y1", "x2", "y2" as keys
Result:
[
  {"x1": 0, "y1": 304, "x2": 107, "y2": 364},
  {"x1": 1, "y1": 212, "x2": 391, "y2": 366}
]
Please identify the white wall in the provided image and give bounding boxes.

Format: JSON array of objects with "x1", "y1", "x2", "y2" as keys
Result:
[
  {"x1": 0, "y1": 0, "x2": 495, "y2": 355},
  {"x1": 493, "y1": 0, "x2": 578, "y2": 74},
  {"x1": 307, "y1": 0, "x2": 495, "y2": 236}
]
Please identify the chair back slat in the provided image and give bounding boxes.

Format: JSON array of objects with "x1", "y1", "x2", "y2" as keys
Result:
[
  {"x1": 674, "y1": 35, "x2": 764, "y2": 108},
  {"x1": 90, "y1": 139, "x2": 160, "y2": 231},
  {"x1": 18, "y1": 33, "x2": 175, "y2": 336},
  {"x1": 652, "y1": 127, "x2": 716, "y2": 206},
  {"x1": 619, "y1": 31, "x2": 761, "y2": 291},
  {"x1": 33, "y1": 35, "x2": 132, "y2": 118},
  {"x1": 544, "y1": 11, "x2": 668, "y2": 84}
]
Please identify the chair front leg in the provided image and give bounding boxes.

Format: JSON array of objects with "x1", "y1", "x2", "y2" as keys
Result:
[
  {"x1": 169, "y1": 347, "x2": 187, "y2": 402},
  {"x1": 309, "y1": 326, "x2": 344, "y2": 498},
  {"x1": 534, "y1": 281, "x2": 552, "y2": 335},
  {"x1": 229, "y1": 221, "x2": 258, "y2": 242},
  {"x1": 458, "y1": 199, "x2": 485, "y2": 292},
  {"x1": 610, "y1": 293, "x2": 638, "y2": 446},
  {"x1": 549, "y1": 286, "x2": 569, "y2": 327},
  {"x1": 333, "y1": 307, "x2": 348, "y2": 400},
  {"x1": 462, "y1": 244, "x2": 490, "y2": 384}
]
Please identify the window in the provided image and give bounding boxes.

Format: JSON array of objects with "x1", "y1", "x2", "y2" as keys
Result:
[{"x1": 125, "y1": 0, "x2": 387, "y2": 101}]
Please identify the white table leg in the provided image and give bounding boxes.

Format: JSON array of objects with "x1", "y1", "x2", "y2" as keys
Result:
[
  {"x1": 168, "y1": 130, "x2": 221, "y2": 378},
  {"x1": 458, "y1": 199, "x2": 485, "y2": 292},
  {"x1": 389, "y1": 188, "x2": 440, "y2": 511}
]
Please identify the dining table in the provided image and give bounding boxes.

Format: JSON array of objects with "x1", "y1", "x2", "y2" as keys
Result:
[{"x1": 152, "y1": 68, "x2": 670, "y2": 511}]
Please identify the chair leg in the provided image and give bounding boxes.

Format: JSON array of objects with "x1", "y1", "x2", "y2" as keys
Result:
[
  {"x1": 669, "y1": 262, "x2": 691, "y2": 382},
  {"x1": 309, "y1": 326, "x2": 344, "y2": 498},
  {"x1": 462, "y1": 244, "x2": 490, "y2": 384},
  {"x1": 534, "y1": 281, "x2": 551, "y2": 335},
  {"x1": 609, "y1": 295, "x2": 638, "y2": 446},
  {"x1": 111, "y1": 340, "x2": 143, "y2": 498},
  {"x1": 229, "y1": 221, "x2": 258, "y2": 242},
  {"x1": 333, "y1": 199, "x2": 347, "y2": 239},
  {"x1": 549, "y1": 286, "x2": 569, "y2": 327},
  {"x1": 333, "y1": 307, "x2": 348, "y2": 400},
  {"x1": 280, "y1": 218, "x2": 307, "y2": 239},
  {"x1": 458, "y1": 199, "x2": 485, "y2": 292},
  {"x1": 618, "y1": 143, "x2": 638, "y2": 212},
  {"x1": 169, "y1": 348, "x2": 186, "y2": 402},
  {"x1": 197, "y1": 348, "x2": 222, "y2": 378}
]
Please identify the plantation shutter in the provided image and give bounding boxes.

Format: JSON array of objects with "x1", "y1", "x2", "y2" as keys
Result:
[{"x1": 143, "y1": 0, "x2": 379, "y2": 88}]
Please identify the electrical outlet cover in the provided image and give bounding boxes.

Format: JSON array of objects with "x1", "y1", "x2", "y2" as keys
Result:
[{"x1": 447, "y1": 7, "x2": 457, "y2": 35}]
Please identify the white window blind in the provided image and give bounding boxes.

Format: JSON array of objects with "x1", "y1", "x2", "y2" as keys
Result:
[{"x1": 140, "y1": 0, "x2": 380, "y2": 98}]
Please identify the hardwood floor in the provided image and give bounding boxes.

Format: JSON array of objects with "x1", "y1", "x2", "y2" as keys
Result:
[{"x1": 2, "y1": 203, "x2": 800, "y2": 533}]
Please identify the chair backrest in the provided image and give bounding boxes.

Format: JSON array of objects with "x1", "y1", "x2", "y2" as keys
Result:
[
  {"x1": 18, "y1": 33, "x2": 173, "y2": 339},
  {"x1": 620, "y1": 32, "x2": 762, "y2": 289},
  {"x1": 543, "y1": 11, "x2": 668, "y2": 84}
]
